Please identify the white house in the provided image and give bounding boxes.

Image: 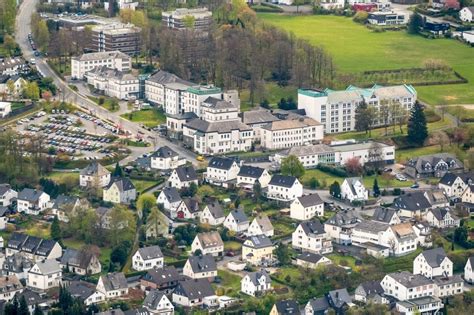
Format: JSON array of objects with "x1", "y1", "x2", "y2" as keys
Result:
[
  {"x1": 79, "y1": 162, "x2": 111, "y2": 188},
  {"x1": 290, "y1": 194, "x2": 324, "y2": 221},
  {"x1": 0, "y1": 208, "x2": 7, "y2": 230},
  {"x1": 242, "y1": 235, "x2": 275, "y2": 266},
  {"x1": 172, "y1": 278, "x2": 215, "y2": 307},
  {"x1": 413, "y1": 248, "x2": 452, "y2": 279},
  {"x1": 103, "y1": 177, "x2": 137, "y2": 204},
  {"x1": 354, "y1": 280, "x2": 388, "y2": 304},
  {"x1": 247, "y1": 215, "x2": 274, "y2": 237},
  {"x1": 372, "y1": 208, "x2": 401, "y2": 225},
  {"x1": 174, "y1": 198, "x2": 200, "y2": 219},
  {"x1": 461, "y1": 185, "x2": 474, "y2": 204},
  {"x1": 240, "y1": 270, "x2": 272, "y2": 297},
  {"x1": 143, "y1": 289, "x2": 174, "y2": 315},
  {"x1": 68, "y1": 281, "x2": 106, "y2": 306},
  {"x1": 295, "y1": 252, "x2": 332, "y2": 269},
  {"x1": 60, "y1": 248, "x2": 102, "y2": 276},
  {"x1": 191, "y1": 231, "x2": 224, "y2": 257},
  {"x1": 385, "y1": 223, "x2": 418, "y2": 257},
  {"x1": 156, "y1": 187, "x2": 182, "y2": 212},
  {"x1": 0, "y1": 275, "x2": 23, "y2": 302},
  {"x1": 324, "y1": 209, "x2": 361, "y2": 245},
  {"x1": 459, "y1": 6, "x2": 474, "y2": 22},
  {"x1": 425, "y1": 207, "x2": 460, "y2": 229},
  {"x1": 132, "y1": 246, "x2": 164, "y2": 271},
  {"x1": 168, "y1": 165, "x2": 198, "y2": 189},
  {"x1": 381, "y1": 271, "x2": 435, "y2": 301},
  {"x1": 0, "y1": 102, "x2": 11, "y2": 118},
  {"x1": 150, "y1": 146, "x2": 186, "y2": 170},
  {"x1": 438, "y1": 172, "x2": 473, "y2": 198},
  {"x1": 17, "y1": 189, "x2": 50, "y2": 215},
  {"x1": 0, "y1": 184, "x2": 17, "y2": 207},
  {"x1": 205, "y1": 157, "x2": 240, "y2": 186},
  {"x1": 182, "y1": 255, "x2": 217, "y2": 280},
  {"x1": 465, "y1": 257, "x2": 474, "y2": 284},
  {"x1": 200, "y1": 202, "x2": 225, "y2": 226},
  {"x1": 71, "y1": 51, "x2": 132, "y2": 79},
  {"x1": 27, "y1": 260, "x2": 62, "y2": 291},
  {"x1": 223, "y1": 209, "x2": 250, "y2": 233},
  {"x1": 267, "y1": 175, "x2": 303, "y2": 202},
  {"x1": 292, "y1": 221, "x2": 333, "y2": 254},
  {"x1": 237, "y1": 165, "x2": 271, "y2": 189},
  {"x1": 341, "y1": 177, "x2": 368, "y2": 202},
  {"x1": 96, "y1": 272, "x2": 128, "y2": 299}
]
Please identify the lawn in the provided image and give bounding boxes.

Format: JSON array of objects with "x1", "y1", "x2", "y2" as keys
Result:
[
  {"x1": 259, "y1": 14, "x2": 474, "y2": 105},
  {"x1": 121, "y1": 108, "x2": 166, "y2": 128},
  {"x1": 224, "y1": 241, "x2": 242, "y2": 252},
  {"x1": 240, "y1": 82, "x2": 297, "y2": 112},
  {"x1": 215, "y1": 270, "x2": 242, "y2": 297},
  {"x1": 24, "y1": 221, "x2": 51, "y2": 239},
  {"x1": 131, "y1": 179, "x2": 158, "y2": 193},
  {"x1": 46, "y1": 171, "x2": 80, "y2": 185},
  {"x1": 326, "y1": 253, "x2": 359, "y2": 271},
  {"x1": 62, "y1": 238, "x2": 112, "y2": 267}
]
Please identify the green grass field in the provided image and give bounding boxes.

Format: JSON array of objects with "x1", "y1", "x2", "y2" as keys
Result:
[
  {"x1": 131, "y1": 179, "x2": 157, "y2": 193},
  {"x1": 240, "y1": 82, "x2": 297, "y2": 111},
  {"x1": 121, "y1": 109, "x2": 166, "y2": 128},
  {"x1": 258, "y1": 14, "x2": 474, "y2": 105}
]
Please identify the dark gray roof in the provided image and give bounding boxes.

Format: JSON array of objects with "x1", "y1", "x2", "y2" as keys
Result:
[
  {"x1": 241, "y1": 109, "x2": 280, "y2": 125},
  {"x1": 238, "y1": 165, "x2": 265, "y2": 179},
  {"x1": 439, "y1": 172, "x2": 459, "y2": 186},
  {"x1": 245, "y1": 235, "x2": 273, "y2": 249},
  {"x1": 106, "y1": 177, "x2": 135, "y2": 192},
  {"x1": 60, "y1": 248, "x2": 97, "y2": 269},
  {"x1": 205, "y1": 202, "x2": 224, "y2": 219},
  {"x1": 297, "y1": 194, "x2": 323, "y2": 208},
  {"x1": 7, "y1": 233, "x2": 29, "y2": 250},
  {"x1": 151, "y1": 146, "x2": 178, "y2": 158},
  {"x1": 269, "y1": 175, "x2": 297, "y2": 188},
  {"x1": 124, "y1": 308, "x2": 151, "y2": 315},
  {"x1": 182, "y1": 198, "x2": 200, "y2": 213},
  {"x1": 358, "y1": 280, "x2": 384, "y2": 298},
  {"x1": 175, "y1": 165, "x2": 198, "y2": 182},
  {"x1": 185, "y1": 118, "x2": 252, "y2": 133},
  {"x1": 228, "y1": 209, "x2": 249, "y2": 223},
  {"x1": 187, "y1": 254, "x2": 217, "y2": 273},
  {"x1": 421, "y1": 248, "x2": 448, "y2": 268},
  {"x1": 68, "y1": 281, "x2": 96, "y2": 301},
  {"x1": 7, "y1": 233, "x2": 58, "y2": 257},
  {"x1": 137, "y1": 245, "x2": 163, "y2": 260},
  {"x1": 143, "y1": 289, "x2": 166, "y2": 310},
  {"x1": 160, "y1": 187, "x2": 181, "y2": 203},
  {"x1": 327, "y1": 288, "x2": 352, "y2": 308},
  {"x1": 202, "y1": 97, "x2": 235, "y2": 110},
  {"x1": 392, "y1": 192, "x2": 432, "y2": 211},
  {"x1": 142, "y1": 266, "x2": 183, "y2": 286},
  {"x1": 297, "y1": 252, "x2": 325, "y2": 264},
  {"x1": 208, "y1": 157, "x2": 236, "y2": 170},
  {"x1": 174, "y1": 278, "x2": 215, "y2": 299},
  {"x1": 35, "y1": 239, "x2": 57, "y2": 256},
  {"x1": 387, "y1": 271, "x2": 434, "y2": 288},
  {"x1": 14, "y1": 289, "x2": 46, "y2": 306},
  {"x1": 429, "y1": 207, "x2": 458, "y2": 221},
  {"x1": 247, "y1": 269, "x2": 271, "y2": 286},
  {"x1": 3, "y1": 253, "x2": 33, "y2": 273},
  {"x1": 0, "y1": 206, "x2": 8, "y2": 217},
  {"x1": 308, "y1": 297, "x2": 330, "y2": 313},
  {"x1": 372, "y1": 208, "x2": 397, "y2": 223},
  {"x1": 300, "y1": 220, "x2": 325, "y2": 235},
  {"x1": 274, "y1": 299, "x2": 299, "y2": 315},
  {"x1": 52, "y1": 194, "x2": 78, "y2": 210},
  {"x1": 148, "y1": 70, "x2": 192, "y2": 86},
  {"x1": 80, "y1": 161, "x2": 110, "y2": 176},
  {"x1": 469, "y1": 257, "x2": 474, "y2": 268},
  {"x1": 18, "y1": 188, "x2": 45, "y2": 202},
  {"x1": 407, "y1": 153, "x2": 463, "y2": 174},
  {"x1": 100, "y1": 272, "x2": 127, "y2": 291},
  {"x1": 166, "y1": 112, "x2": 198, "y2": 120},
  {"x1": 0, "y1": 184, "x2": 13, "y2": 196}
]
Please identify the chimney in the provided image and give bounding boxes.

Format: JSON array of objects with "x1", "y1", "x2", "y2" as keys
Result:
[
  {"x1": 5, "y1": 276, "x2": 8, "y2": 281},
  {"x1": 335, "y1": 291, "x2": 339, "y2": 299}
]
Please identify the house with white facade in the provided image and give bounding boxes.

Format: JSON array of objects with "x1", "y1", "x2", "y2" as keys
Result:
[
  {"x1": 465, "y1": 257, "x2": 474, "y2": 284},
  {"x1": 79, "y1": 162, "x2": 111, "y2": 188},
  {"x1": 173, "y1": 198, "x2": 200, "y2": 219},
  {"x1": 413, "y1": 248, "x2": 452, "y2": 279},
  {"x1": 292, "y1": 221, "x2": 333, "y2": 254},
  {"x1": 0, "y1": 275, "x2": 23, "y2": 302},
  {"x1": 381, "y1": 271, "x2": 435, "y2": 301},
  {"x1": 392, "y1": 191, "x2": 449, "y2": 218},
  {"x1": 237, "y1": 165, "x2": 271, "y2": 189},
  {"x1": 223, "y1": 209, "x2": 250, "y2": 233},
  {"x1": 318, "y1": 0, "x2": 345, "y2": 9},
  {"x1": 17, "y1": 189, "x2": 50, "y2": 215},
  {"x1": 341, "y1": 177, "x2": 368, "y2": 202},
  {"x1": 372, "y1": 208, "x2": 401, "y2": 225},
  {"x1": 290, "y1": 193, "x2": 324, "y2": 221},
  {"x1": 96, "y1": 272, "x2": 128, "y2": 299},
  {"x1": 150, "y1": 146, "x2": 186, "y2": 170},
  {"x1": 324, "y1": 209, "x2": 361, "y2": 245},
  {"x1": 0, "y1": 184, "x2": 17, "y2": 207},
  {"x1": 459, "y1": 6, "x2": 474, "y2": 22},
  {"x1": 298, "y1": 84, "x2": 417, "y2": 134},
  {"x1": 60, "y1": 248, "x2": 101, "y2": 275},
  {"x1": 385, "y1": 223, "x2": 418, "y2": 257},
  {"x1": 145, "y1": 70, "x2": 193, "y2": 110},
  {"x1": 71, "y1": 51, "x2": 131, "y2": 79},
  {"x1": 6, "y1": 233, "x2": 62, "y2": 261},
  {"x1": 156, "y1": 187, "x2": 182, "y2": 212},
  {"x1": 103, "y1": 177, "x2": 137, "y2": 204},
  {"x1": 191, "y1": 232, "x2": 224, "y2": 257},
  {"x1": 461, "y1": 184, "x2": 474, "y2": 204},
  {"x1": 143, "y1": 289, "x2": 174, "y2": 315},
  {"x1": 405, "y1": 153, "x2": 464, "y2": 179},
  {"x1": 200, "y1": 202, "x2": 225, "y2": 226},
  {"x1": 241, "y1": 270, "x2": 272, "y2": 297},
  {"x1": 354, "y1": 280, "x2": 388, "y2": 304},
  {"x1": 438, "y1": 172, "x2": 474, "y2": 198},
  {"x1": 172, "y1": 278, "x2": 215, "y2": 307},
  {"x1": 67, "y1": 281, "x2": 106, "y2": 306},
  {"x1": 0, "y1": 102, "x2": 11, "y2": 118},
  {"x1": 295, "y1": 252, "x2": 332, "y2": 269},
  {"x1": 85, "y1": 66, "x2": 139, "y2": 100},
  {"x1": 412, "y1": 222, "x2": 433, "y2": 248},
  {"x1": 267, "y1": 175, "x2": 303, "y2": 202},
  {"x1": 183, "y1": 255, "x2": 217, "y2": 280},
  {"x1": 132, "y1": 245, "x2": 164, "y2": 271},
  {"x1": 425, "y1": 207, "x2": 460, "y2": 228},
  {"x1": 168, "y1": 165, "x2": 198, "y2": 189},
  {"x1": 247, "y1": 215, "x2": 274, "y2": 237},
  {"x1": 205, "y1": 157, "x2": 240, "y2": 187},
  {"x1": 27, "y1": 260, "x2": 62, "y2": 291}
]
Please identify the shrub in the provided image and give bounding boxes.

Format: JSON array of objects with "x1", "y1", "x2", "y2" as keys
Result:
[
  {"x1": 353, "y1": 11, "x2": 368, "y2": 24},
  {"x1": 317, "y1": 164, "x2": 347, "y2": 177}
]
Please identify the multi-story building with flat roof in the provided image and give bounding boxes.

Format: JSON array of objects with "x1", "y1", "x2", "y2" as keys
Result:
[
  {"x1": 91, "y1": 23, "x2": 141, "y2": 56},
  {"x1": 162, "y1": 8, "x2": 213, "y2": 32}
]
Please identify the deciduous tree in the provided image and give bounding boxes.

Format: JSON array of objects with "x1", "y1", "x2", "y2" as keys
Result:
[{"x1": 281, "y1": 155, "x2": 305, "y2": 178}]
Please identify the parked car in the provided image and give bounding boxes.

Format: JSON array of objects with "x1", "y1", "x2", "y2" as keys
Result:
[
  {"x1": 411, "y1": 183, "x2": 420, "y2": 189},
  {"x1": 395, "y1": 174, "x2": 407, "y2": 181}
]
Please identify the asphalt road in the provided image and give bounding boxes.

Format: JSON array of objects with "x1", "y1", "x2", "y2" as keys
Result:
[{"x1": 15, "y1": 0, "x2": 198, "y2": 165}]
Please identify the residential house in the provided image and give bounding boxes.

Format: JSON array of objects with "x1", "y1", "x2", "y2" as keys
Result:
[
  {"x1": 0, "y1": 275, "x2": 23, "y2": 302},
  {"x1": 412, "y1": 222, "x2": 433, "y2": 248},
  {"x1": 97, "y1": 272, "x2": 128, "y2": 299},
  {"x1": 143, "y1": 289, "x2": 174, "y2": 315},
  {"x1": 0, "y1": 58, "x2": 28, "y2": 76},
  {"x1": 260, "y1": 118, "x2": 324, "y2": 150},
  {"x1": 341, "y1": 177, "x2": 368, "y2": 202},
  {"x1": 293, "y1": 221, "x2": 333, "y2": 254},
  {"x1": 267, "y1": 175, "x2": 303, "y2": 202},
  {"x1": 304, "y1": 297, "x2": 330, "y2": 315},
  {"x1": 17, "y1": 189, "x2": 50, "y2": 215},
  {"x1": 0, "y1": 207, "x2": 7, "y2": 230},
  {"x1": 433, "y1": 275, "x2": 464, "y2": 297},
  {"x1": 392, "y1": 191, "x2": 448, "y2": 218},
  {"x1": 396, "y1": 296, "x2": 444, "y2": 315},
  {"x1": 168, "y1": 165, "x2": 198, "y2": 189},
  {"x1": 199, "y1": 202, "x2": 225, "y2": 226},
  {"x1": 103, "y1": 177, "x2": 137, "y2": 204},
  {"x1": 461, "y1": 184, "x2": 474, "y2": 204},
  {"x1": 295, "y1": 252, "x2": 332, "y2": 269},
  {"x1": 247, "y1": 215, "x2": 274, "y2": 237},
  {"x1": 242, "y1": 235, "x2": 275, "y2": 266},
  {"x1": 132, "y1": 246, "x2": 164, "y2": 271},
  {"x1": 191, "y1": 232, "x2": 224, "y2": 257},
  {"x1": 205, "y1": 157, "x2": 240, "y2": 186},
  {"x1": 27, "y1": 259, "x2": 62, "y2": 291},
  {"x1": 459, "y1": 6, "x2": 474, "y2": 22},
  {"x1": 405, "y1": 153, "x2": 463, "y2": 179},
  {"x1": 150, "y1": 146, "x2": 186, "y2": 170},
  {"x1": 60, "y1": 248, "x2": 102, "y2": 275},
  {"x1": 425, "y1": 207, "x2": 460, "y2": 228},
  {"x1": 386, "y1": 223, "x2": 418, "y2": 256},
  {"x1": 351, "y1": 220, "x2": 392, "y2": 256},
  {"x1": 172, "y1": 278, "x2": 215, "y2": 307},
  {"x1": 270, "y1": 299, "x2": 300, "y2": 315},
  {"x1": 223, "y1": 209, "x2": 250, "y2": 233},
  {"x1": 371, "y1": 208, "x2": 401, "y2": 225},
  {"x1": 381, "y1": 271, "x2": 435, "y2": 301},
  {"x1": 424, "y1": 21, "x2": 450, "y2": 36},
  {"x1": 0, "y1": 184, "x2": 17, "y2": 207},
  {"x1": 156, "y1": 187, "x2": 182, "y2": 212},
  {"x1": 68, "y1": 281, "x2": 106, "y2": 306},
  {"x1": 140, "y1": 266, "x2": 183, "y2": 293},
  {"x1": 290, "y1": 194, "x2": 324, "y2": 221},
  {"x1": 413, "y1": 248, "x2": 452, "y2": 279},
  {"x1": 367, "y1": 11, "x2": 406, "y2": 25},
  {"x1": 465, "y1": 257, "x2": 474, "y2": 284},
  {"x1": 79, "y1": 162, "x2": 111, "y2": 188},
  {"x1": 326, "y1": 288, "x2": 354, "y2": 315},
  {"x1": 240, "y1": 270, "x2": 272, "y2": 297},
  {"x1": 51, "y1": 195, "x2": 86, "y2": 223},
  {"x1": 354, "y1": 280, "x2": 388, "y2": 304},
  {"x1": 14, "y1": 289, "x2": 48, "y2": 314},
  {"x1": 438, "y1": 172, "x2": 474, "y2": 198},
  {"x1": 237, "y1": 165, "x2": 271, "y2": 189},
  {"x1": 2, "y1": 253, "x2": 33, "y2": 280},
  {"x1": 324, "y1": 209, "x2": 361, "y2": 245},
  {"x1": 182, "y1": 255, "x2": 217, "y2": 280},
  {"x1": 6, "y1": 233, "x2": 62, "y2": 261},
  {"x1": 71, "y1": 51, "x2": 132, "y2": 79}
]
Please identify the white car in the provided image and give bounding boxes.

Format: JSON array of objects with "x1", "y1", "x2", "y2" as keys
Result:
[{"x1": 395, "y1": 174, "x2": 407, "y2": 181}]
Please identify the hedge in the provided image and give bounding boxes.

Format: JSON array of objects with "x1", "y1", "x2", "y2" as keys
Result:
[{"x1": 317, "y1": 164, "x2": 348, "y2": 177}]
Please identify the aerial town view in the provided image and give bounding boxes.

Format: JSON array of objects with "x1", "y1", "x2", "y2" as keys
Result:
[{"x1": 0, "y1": 0, "x2": 474, "y2": 313}]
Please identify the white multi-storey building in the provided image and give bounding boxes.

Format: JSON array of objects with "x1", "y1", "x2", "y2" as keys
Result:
[
  {"x1": 260, "y1": 118, "x2": 324, "y2": 150},
  {"x1": 290, "y1": 194, "x2": 324, "y2": 221},
  {"x1": 85, "y1": 67, "x2": 139, "y2": 100},
  {"x1": 71, "y1": 51, "x2": 131, "y2": 79},
  {"x1": 292, "y1": 221, "x2": 333, "y2": 254},
  {"x1": 413, "y1": 248, "x2": 452, "y2": 279},
  {"x1": 298, "y1": 84, "x2": 417, "y2": 133},
  {"x1": 381, "y1": 271, "x2": 435, "y2": 301}
]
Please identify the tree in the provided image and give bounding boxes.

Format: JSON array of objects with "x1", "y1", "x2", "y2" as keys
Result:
[
  {"x1": 108, "y1": 206, "x2": 136, "y2": 246},
  {"x1": 329, "y1": 181, "x2": 341, "y2": 199},
  {"x1": 275, "y1": 243, "x2": 291, "y2": 266},
  {"x1": 112, "y1": 162, "x2": 123, "y2": 177},
  {"x1": 345, "y1": 157, "x2": 363, "y2": 176},
  {"x1": 432, "y1": 131, "x2": 449, "y2": 152},
  {"x1": 379, "y1": 101, "x2": 391, "y2": 135},
  {"x1": 452, "y1": 128, "x2": 466, "y2": 147},
  {"x1": 407, "y1": 12, "x2": 423, "y2": 34},
  {"x1": 373, "y1": 178, "x2": 380, "y2": 197},
  {"x1": 36, "y1": 20, "x2": 51, "y2": 52},
  {"x1": 50, "y1": 215, "x2": 62, "y2": 241},
  {"x1": 309, "y1": 177, "x2": 320, "y2": 189},
  {"x1": 281, "y1": 155, "x2": 305, "y2": 178},
  {"x1": 355, "y1": 101, "x2": 376, "y2": 135},
  {"x1": 137, "y1": 193, "x2": 156, "y2": 221},
  {"x1": 407, "y1": 102, "x2": 428, "y2": 146},
  {"x1": 182, "y1": 15, "x2": 196, "y2": 29},
  {"x1": 253, "y1": 180, "x2": 262, "y2": 201},
  {"x1": 22, "y1": 81, "x2": 40, "y2": 100},
  {"x1": 18, "y1": 296, "x2": 29, "y2": 315}
]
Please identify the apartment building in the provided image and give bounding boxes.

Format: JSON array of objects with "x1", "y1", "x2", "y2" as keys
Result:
[
  {"x1": 298, "y1": 84, "x2": 417, "y2": 133},
  {"x1": 381, "y1": 271, "x2": 435, "y2": 301},
  {"x1": 162, "y1": 8, "x2": 213, "y2": 32},
  {"x1": 292, "y1": 221, "x2": 333, "y2": 254},
  {"x1": 85, "y1": 66, "x2": 139, "y2": 100},
  {"x1": 71, "y1": 51, "x2": 131, "y2": 79},
  {"x1": 91, "y1": 23, "x2": 141, "y2": 56}
]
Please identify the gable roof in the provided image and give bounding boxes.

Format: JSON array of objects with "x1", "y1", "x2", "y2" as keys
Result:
[
  {"x1": 196, "y1": 231, "x2": 223, "y2": 249},
  {"x1": 208, "y1": 157, "x2": 236, "y2": 170},
  {"x1": 246, "y1": 269, "x2": 271, "y2": 286},
  {"x1": 137, "y1": 245, "x2": 163, "y2": 260},
  {"x1": 392, "y1": 192, "x2": 432, "y2": 211},
  {"x1": 160, "y1": 187, "x2": 181, "y2": 203},
  {"x1": 106, "y1": 177, "x2": 135, "y2": 192},
  {"x1": 387, "y1": 271, "x2": 433, "y2": 288},
  {"x1": 7, "y1": 233, "x2": 59, "y2": 257},
  {"x1": 299, "y1": 220, "x2": 325, "y2": 235},
  {"x1": 181, "y1": 198, "x2": 200, "y2": 213},
  {"x1": 151, "y1": 146, "x2": 178, "y2": 159},
  {"x1": 148, "y1": 70, "x2": 192, "y2": 86},
  {"x1": 0, "y1": 275, "x2": 22, "y2": 292},
  {"x1": 407, "y1": 153, "x2": 463, "y2": 174},
  {"x1": 421, "y1": 248, "x2": 448, "y2": 268},
  {"x1": 269, "y1": 175, "x2": 297, "y2": 188},
  {"x1": 204, "y1": 202, "x2": 224, "y2": 219},
  {"x1": 61, "y1": 248, "x2": 97, "y2": 269},
  {"x1": 0, "y1": 184, "x2": 13, "y2": 196},
  {"x1": 68, "y1": 281, "x2": 97, "y2": 301},
  {"x1": 297, "y1": 194, "x2": 323, "y2": 208},
  {"x1": 14, "y1": 289, "x2": 46, "y2": 307},
  {"x1": 175, "y1": 165, "x2": 198, "y2": 182},
  {"x1": 174, "y1": 278, "x2": 215, "y2": 299},
  {"x1": 327, "y1": 288, "x2": 352, "y2": 308},
  {"x1": 439, "y1": 172, "x2": 460, "y2": 186},
  {"x1": 228, "y1": 209, "x2": 249, "y2": 224},
  {"x1": 343, "y1": 177, "x2": 364, "y2": 196},
  {"x1": 297, "y1": 252, "x2": 326, "y2": 264},
  {"x1": 100, "y1": 272, "x2": 127, "y2": 291},
  {"x1": 33, "y1": 259, "x2": 61, "y2": 274},
  {"x1": 372, "y1": 208, "x2": 397, "y2": 223},
  {"x1": 429, "y1": 207, "x2": 458, "y2": 221},
  {"x1": 358, "y1": 280, "x2": 384, "y2": 298},
  {"x1": 18, "y1": 188, "x2": 45, "y2": 202},
  {"x1": 52, "y1": 194, "x2": 79, "y2": 210},
  {"x1": 187, "y1": 254, "x2": 217, "y2": 273},
  {"x1": 274, "y1": 299, "x2": 299, "y2": 315},
  {"x1": 252, "y1": 215, "x2": 273, "y2": 233},
  {"x1": 241, "y1": 109, "x2": 280, "y2": 125},
  {"x1": 308, "y1": 297, "x2": 330, "y2": 313},
  {"x1": 326, "y1": 210, "x2": 361, "y2": 227},
  {"x1": 245, "y1": 234, "x2": 273, "y2": 249},
  {"x1": 142, "y1": 266, "x2": 183, "y2": 285},
  {"x1": 238, "y1": 165, "x2": 265, "y2": 179},
  {"x1": 80, "y1": 162, "x2": 110, "y2": 177},
  {"x1": 143, "y1": 289, "x2": 167, "y2": 310}
]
